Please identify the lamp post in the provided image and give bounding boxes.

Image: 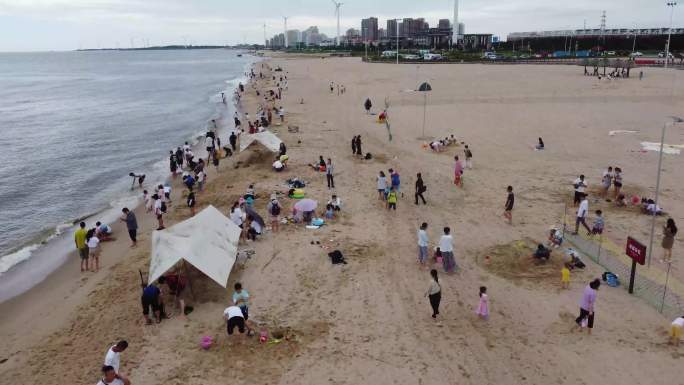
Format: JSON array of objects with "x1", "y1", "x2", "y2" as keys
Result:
[
  {"x1": 632, "y1": 23, "x2": 638, "y2": 55},
  {"x1": 417, "y1": 82, "x2": 432, "y2": 138},
  {"x1": 647, "y1": 116, "x2": 684, "y2": 267},
  {"x1": 665, "y1": 2, "x2": 677, "y2": 68}
]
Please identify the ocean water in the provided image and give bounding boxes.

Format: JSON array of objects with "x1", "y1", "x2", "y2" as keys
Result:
[{"x1": 0, "y1": 49, "x2": 253, "y2": 301}]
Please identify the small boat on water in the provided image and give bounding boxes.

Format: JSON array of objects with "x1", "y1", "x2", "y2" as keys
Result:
[{"x1": 237, "y1": 54, "x2": 243, "y2": 57}]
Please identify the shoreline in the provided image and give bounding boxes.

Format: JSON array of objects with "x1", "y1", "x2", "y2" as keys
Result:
[
  {"x1": 0, "y1": 59, "x2": 254, "y2": 302},
  {"x1": 2, "y1": 55, "x2": 684, "y2": 385}
]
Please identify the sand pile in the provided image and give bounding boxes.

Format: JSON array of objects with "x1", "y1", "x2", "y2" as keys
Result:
[{"x1": 479, "y1": 238, "x2": 581, "y2": 286}]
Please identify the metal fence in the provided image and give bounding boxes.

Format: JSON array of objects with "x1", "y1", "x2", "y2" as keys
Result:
[{"x1": 561, "y1": 204, "x2": 684, "y2": 318}]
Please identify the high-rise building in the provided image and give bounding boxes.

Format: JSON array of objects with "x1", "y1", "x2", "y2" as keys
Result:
[
  {"x1": 458, "y1": 22, "x2": 465, "y2": 36},
  {"x1": 387, "y1": 19, "x2": 399, "y2": 38},
  {"x1": 361, "y1": 17, "x2": 379, "y2": 41},
  {"x1": 286, "y1": 29, "x2": 301, "y2": 45},
  {"x1": 438, "y1": 19, "x2": 451, "y2": 29},
  {"x1": 378, "y1": 28, "x2": 386, "y2": 39},
  {"x1": 453, "y1": 0, "x2": 462, "y2": 42}
]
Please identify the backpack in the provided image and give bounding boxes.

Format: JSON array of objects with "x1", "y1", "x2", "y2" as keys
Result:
[
  {"x1": 328, "y1": 250, "x2": 347, "y2": 264},
  {"x1": 161, "y1": 201, "x2": 167, "y2": 213},
  {"x1": 270, "y1": 203, "x2": 281, "y2": 216}
]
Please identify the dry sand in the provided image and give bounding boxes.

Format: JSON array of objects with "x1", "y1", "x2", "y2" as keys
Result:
[{"x1": 2, "y1": 56, "x2": 684, "y2": 385}]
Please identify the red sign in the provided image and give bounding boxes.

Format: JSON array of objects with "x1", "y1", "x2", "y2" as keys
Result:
[{"x1": 626, "y1": 237, "x2": 647, "y2": 265}]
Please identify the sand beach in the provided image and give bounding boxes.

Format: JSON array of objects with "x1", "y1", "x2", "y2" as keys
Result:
[{"x1": 1, "y1": 54, "x2": 684, "y2": 385}]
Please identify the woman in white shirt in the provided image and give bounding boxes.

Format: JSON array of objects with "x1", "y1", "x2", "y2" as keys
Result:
[
  {"x1": 425, "y1": 269, "x2": 441, "y2": 318},
  {"x1": 230, "y1": 202, "x2": 245, "y2": 240},
  {"x1": 439, "y1": 227, "x2": 457, "y2": 273},
  {"x1": 87, "y1": 231, "x2": 101, "y2": 272},
  {"x1": 377, "y1": 171, "x2": 387, "y2": 201}
]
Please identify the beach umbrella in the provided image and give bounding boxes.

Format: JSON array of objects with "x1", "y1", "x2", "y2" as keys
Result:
[
  {"x1": 244, "y1": 205, "x2": 265, "y2": 227},
  {"x1": 294, "y1": 199, "x2": 317, "y2": 212},
  {"x1": 417, "y1": 82, "x2": 432, "y2": 138}
]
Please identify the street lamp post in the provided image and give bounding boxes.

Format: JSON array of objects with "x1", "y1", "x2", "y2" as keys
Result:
[
  {"x1": 665, "y1": 2, "x2": 677, "y2": 68},
  {"x1": 647, "y1": 116, "x2": 684, "y2": 267},
  {"x1": 417, "y1": 82, "x2": 432, "y2": 138},
  {"x1": 632, "y1": 23, "x2": 638, "y2": 55}
]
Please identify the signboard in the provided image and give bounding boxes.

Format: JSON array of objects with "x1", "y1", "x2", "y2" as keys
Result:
[{"x1": 626, "y1": 237, "x2": 646, "y2": 265}]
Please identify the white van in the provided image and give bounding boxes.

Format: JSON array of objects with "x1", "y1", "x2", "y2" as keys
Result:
[{"x1": 423, "y1": 53, "x2": 443, "y2": 61}]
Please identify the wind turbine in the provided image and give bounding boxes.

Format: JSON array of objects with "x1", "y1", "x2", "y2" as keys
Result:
[
  {"x1": 283, "y1": 16, "x2": 289, "y2": 48},
  {"x1": 331, "y1": 0, "x2": 343, "y2": 46}
]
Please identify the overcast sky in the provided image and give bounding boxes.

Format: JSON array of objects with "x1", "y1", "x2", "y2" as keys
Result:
[{"x1": 0, "y1": 0, "x2": 681, "y2": 51}]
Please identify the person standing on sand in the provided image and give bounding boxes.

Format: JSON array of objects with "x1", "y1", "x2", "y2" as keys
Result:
[
  {"x1": 464, "y1": 145, "x2": 473, "y2": 169},
  {"x1": 475, "y1": 286, "x2": 489, "y2": 320},
  {"x1": 120, "y1": 208, "x2": 137, "y2": 247},
  {"x1": 175, "y1": 147, "x2": 184, "y2": 169},
  {"x1": 153, "y1": 195, "x2": 165, "y2": 231},
  {"x1": 169, "y1": 151, "x2": 177, "y2": 178},
  {"x1": 351, "y1": 136, "x2": 357, "y2": 155},
  {"x1": 417, "y1": 222, "x2": 429, "y2": 265},
  {"x1": 104, "y1": 340, "x2": 128, "y2": 378},
  {"x1": 415, "y1": 173, "x2": 427, "y2": 205},
  {"x1": 453, "y1": 156, "x2": 463, "y2": 188},
  {"x1": 267, "y1": 195, "x2": 281, "y2": 233},
  {"x1": 425, "y1": 269, "x2": 441, "y2": 318},
  {"x1": 387, "y1": 186, "x2": 398, "y2": 211},
  {"x1": 364, "y1": 98, "x2": 372, "y2": 114},
  {"x1": 377, "y1": 171, "x2": 387, "y2": 201},
  {"x1": 613, "y1": 167, "x2": 623, "y2": 199},
  {"x1": 87, "y1": 230, "x2": 100, "y2": 272},
  {"x1": 574, "y1": 193, "x2": 591, "y2": 235},
  {"x1": 574, "y1": 278, "x2": 600, "y2": 335},
  {"x1": 326, "y1": 158, "x2": 335, "y2": 189},
  {"x1": 75, "y1": 222, "x2": 89, "y2": 272},
  {"x1": 229, "y1": 131, "x2": 238, "y2": 152},
  {"x1": 573, "y1": 175, "x2": 587, "y2": 206},
  {"x1": 439, "y1": 227, "x2": 457, "y2": 273},
  {"x1": 503, "y1": 186, "x2": 514, "y2": 224},
  {"x1": 601, "y1": 167, "x2": 613, "y2": 198},
  {"x1": 356, "y1": 135, "x2": 362, "y2": 157},
  {"x1": 232, "y1": 282, "x2": 250, "y2": 320},
  {"x1": 662, "y1": 218, "x2": 678, "y2": 263},
  {"x1": 389, "y1": 168, "x2": 402, "y2": 197}
]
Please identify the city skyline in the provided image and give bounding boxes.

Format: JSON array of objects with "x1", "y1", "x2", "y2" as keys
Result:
[{"x1": 0, "y1": 0, "x2": 682, "y2": 51}]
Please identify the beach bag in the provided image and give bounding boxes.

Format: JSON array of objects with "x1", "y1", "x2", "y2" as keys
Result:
[
  {"x1": 602, "y1": 271, "x2": 620, "y2": 287},
  {"x1": 160, "y1": 201, "x2": 167, "y2": 213},
  {"x1": 364, "y1": 153, "x2": 372, "y2": 160},
  {"x1": 328, "y1": 250, "x2": 347, "y2": 264}
]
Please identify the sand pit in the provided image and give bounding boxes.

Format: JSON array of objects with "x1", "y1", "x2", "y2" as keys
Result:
[{"x1": 479, "y1": 238, "x2": 587, "y2": 287}]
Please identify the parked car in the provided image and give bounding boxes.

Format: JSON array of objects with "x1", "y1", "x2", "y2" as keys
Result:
[
  {"x1": 606, "y1": 51, "x2": 616, "y2": 56},
  {"x1": 401, "y1": 54, "x2": 420, "y2": 60},
  {"x1": 482, "y1": 52, "x2": 497, "y2": 60},
  {"x1": 423, "y1": 53, "x2": 443, "y2": 61},
  {"x1": 658, "y1": 52, "x2": 674, "y2": 58},
  {"x1": 630, "y1": 51, "x2": 643, "y2": 57}
]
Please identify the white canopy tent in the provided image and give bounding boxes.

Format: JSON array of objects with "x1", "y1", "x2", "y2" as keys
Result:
[
  {"x1": 148, "y1": 205, "x2": 241, "y2": 288},
  {"x1": 239, "y1": 131, "x2": 282, "y2": 153}
]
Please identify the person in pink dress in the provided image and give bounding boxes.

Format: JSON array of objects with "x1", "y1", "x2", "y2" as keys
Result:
[
  {"x1": 476, "y1": 286, "x2": 489, "y2": 320},
  {"x1": 454, "y1": 155, "x2": 463, "y2": 187}
]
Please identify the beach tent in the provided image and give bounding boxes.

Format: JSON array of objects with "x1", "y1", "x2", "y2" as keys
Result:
[
  {"x1": 148, "y1": 205, "x2": 241, "y2": 288},
  {"x1": 239, "y1": 131, "x2": 282, "y2": 153}
]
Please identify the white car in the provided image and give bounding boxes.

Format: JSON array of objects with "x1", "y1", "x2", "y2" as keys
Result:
[
  {"x1": 658, "y1": 52, "x2": 674, "y2": 58},
  {"x1": 606, "y1": 51, "x2": 616, "y2": 56},
  {"x1": 630, "y1": 51, "x2": 643, "y2": 57},
  {"x1": 482, "y1": 52, "x2": 497, "y2": 60}
]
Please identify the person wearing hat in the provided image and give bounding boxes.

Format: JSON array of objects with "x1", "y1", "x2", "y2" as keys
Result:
[
  {"x1": 574, "y1": 278, "x2": 600, "y2": 334},
  {"x1": 266, "y1": 194, "x2": 281, "y2": 233}
]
